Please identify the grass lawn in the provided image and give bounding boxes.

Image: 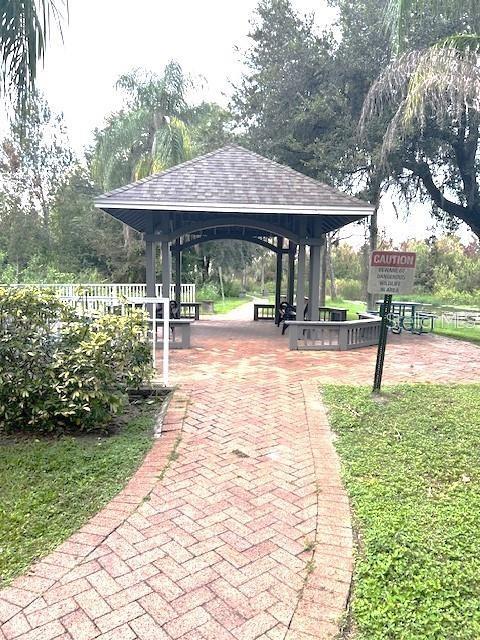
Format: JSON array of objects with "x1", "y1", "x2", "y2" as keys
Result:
[
  {"x1": 209, "y1": 297, "x2": 247, "y2": 314},
  {"x1": 434, "y1": 324, "x2": 480, "y2": 346},
  {"x1": 327, "y1": 297, "x2": 366, "y2": 320},
  {"x1": 0, "y1": 399, "x2": 163, "y2": 587},
  {"x1": 323, "y1": 384, "x2": 480, "y2": 640}
]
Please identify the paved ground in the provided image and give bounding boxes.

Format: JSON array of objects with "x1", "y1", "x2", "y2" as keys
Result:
[{"x1": 1, "y1": 305, "x2": 479, "y2": 640}]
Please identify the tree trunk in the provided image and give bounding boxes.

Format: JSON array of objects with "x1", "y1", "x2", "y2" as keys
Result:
[{"x1": 366, "y1": 204, "x2": 379, "y2": 310}]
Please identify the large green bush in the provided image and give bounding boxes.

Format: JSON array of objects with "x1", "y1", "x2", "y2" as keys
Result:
[
  {"x1": 335, "y1": 277, "x2": 364, "y2": 301},
  {"x1": 0, "y1": 288, "x2": 152, "y2": 433}
]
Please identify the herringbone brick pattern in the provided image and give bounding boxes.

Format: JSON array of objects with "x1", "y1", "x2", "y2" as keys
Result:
[{"x1": 2, "y1": 316, "x2": 478, "y2": 640}]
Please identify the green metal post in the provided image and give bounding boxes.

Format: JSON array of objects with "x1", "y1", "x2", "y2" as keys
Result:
[{"x1": 373, "y1": 294, "x2": 392, "y2": 392}]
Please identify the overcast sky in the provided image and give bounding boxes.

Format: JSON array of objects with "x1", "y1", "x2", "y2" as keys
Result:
[{"x1": 33, "y1": 0, "x2": 472, "y2": 246}]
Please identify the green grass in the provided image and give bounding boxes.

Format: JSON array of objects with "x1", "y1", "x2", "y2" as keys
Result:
[
  {"x1": 327, "y1": 297, "x2": 366, "y2": 320},
  {"x1": 336, "y1": 297, "x2": 480, "y2": 346},
  {"x1": 434, "y1": 325, "x2": 480, "y2": 346},
  {"x1": 323, "y1": 384, "x2": 480, "y2": 640},
  {"x1": 0, "y1": 399, "x2": 163, "y2": 587},
  {"x1": 209, "y1": 297, "x2": 247, "y2": 314}
]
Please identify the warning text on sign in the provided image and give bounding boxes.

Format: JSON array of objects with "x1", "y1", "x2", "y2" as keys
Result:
[{"x1": 367, "y1": 251, "x2": 417, "y2": 295}]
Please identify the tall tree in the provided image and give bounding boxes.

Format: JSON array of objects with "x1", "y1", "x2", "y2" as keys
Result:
[
  {"x1": 361, "y1": 1, "x2": 480, "y2": 238},
  {"x1": 234, "y1": 0, "x2": 391, "y2": 304},
  {"x1": 92, "y1": 62, "x2": 192, "y2": 192},
  {"x1": 232, "y1": 0, "x2": 334, "y2": 174},
  {"x1": 0, "y1": 93, "x2": 73, "y2": 250},
  {"x1": 0, "y1": 0, "x2": 67, "y2": 112}
]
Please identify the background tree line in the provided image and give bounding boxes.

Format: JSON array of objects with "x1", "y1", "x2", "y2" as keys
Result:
[{"x1": 0, "y1": 0, "x2": 479, "y2": 304}]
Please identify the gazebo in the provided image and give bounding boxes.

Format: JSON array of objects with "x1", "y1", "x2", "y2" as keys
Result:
[{"x1": 95, "y1": 144, "x2": 373, "y2": 320}]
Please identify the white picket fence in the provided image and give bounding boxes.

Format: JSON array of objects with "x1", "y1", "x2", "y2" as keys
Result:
[{"x1": 1, "y1": 283, "x2": 196, "y2": 303}]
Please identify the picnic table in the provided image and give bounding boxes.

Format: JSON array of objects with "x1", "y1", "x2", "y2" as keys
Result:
[{"x1": 375, "y1": 300, "x2": 435, "y2": 334}]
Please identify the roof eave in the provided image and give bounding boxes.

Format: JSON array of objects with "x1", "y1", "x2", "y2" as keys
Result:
[{"x1": 94, "y1": 200, "x2": 373, "y2": 216}]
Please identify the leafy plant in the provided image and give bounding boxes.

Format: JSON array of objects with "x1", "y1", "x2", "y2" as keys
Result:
[
  {"x1": 324, "y1": 384, "x2": 480, "y2": 640},
  {"x1": 0, "y1": 287, "x2": 152, "y2": 433}
]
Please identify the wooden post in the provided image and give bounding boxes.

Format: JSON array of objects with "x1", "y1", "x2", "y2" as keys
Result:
[
  {"x1": 174, "y1": 241, "x2": 181, "y2": 306},
  {"x1": 145, "y1": 239, "x2": 156, "y2": 298},
  {"x1": 309, "y1": 243, "x2": 321, "y2": 321},
  {"x1": 275, "y1": 236, "x2": 283, "y2": 323},
  {"x1": 161, "y1": 239, "x2": 171, "y2": 300},
  {"x1": 319, "y1": 234, "x2": 327, "y2": 307},
  {"x1": 287, "y1": 242, "x2": 295, "y2": 305},
  {"x1": 296, "y1": 226, "x2": 306, "y2": 321},
  {"x1": 307, "y1": 245, "x2": 314, "y2": 320}
]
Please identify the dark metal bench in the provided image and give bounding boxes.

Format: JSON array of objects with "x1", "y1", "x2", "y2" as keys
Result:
[
  {"x1": 253, "y1": 303, "x2": 276, "y2": 321},
  {"x1": 180, "y1": 302, "x2": 200, "y2": 320}
]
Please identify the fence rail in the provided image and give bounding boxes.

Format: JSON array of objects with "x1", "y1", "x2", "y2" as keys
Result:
[
  {"x1": 55, "y1": 295, "x2": 171, "y2": 385},
  {"x1": 287, "y1": 319, "x2": 381, "y2": 351},
  {"x1": 0, "y1": 283, "x2": 196, "y2": 303}
]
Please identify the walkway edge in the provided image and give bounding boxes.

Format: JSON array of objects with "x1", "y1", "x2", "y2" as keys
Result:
[
  {"x1": 286, "y1": 383, "x2": 353, "y2": 640},
  {"x1": 0, "y1": 391, "x2": 188, "y2": 626}
]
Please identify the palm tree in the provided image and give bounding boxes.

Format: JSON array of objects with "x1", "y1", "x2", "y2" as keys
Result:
[
  {"x1": 92, "y1": 61, "x2": 192, "y2": 248},
  {"x1": 360, "y1": 1, "x2": 480, "y2": 238},
  {"x1": 0, "y1": 0, "x2": 67, "y2": 111},
  {"x1": 384, "y1": 0, "x2": 478, "y2": 54},
  {"x1": 93, "y1": 61, "x2": 192, "y2": 192}
]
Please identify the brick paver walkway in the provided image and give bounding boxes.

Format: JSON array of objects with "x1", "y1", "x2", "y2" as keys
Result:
[{"x1": 2, "y1": 314, "x2": 479, "y2": 640}]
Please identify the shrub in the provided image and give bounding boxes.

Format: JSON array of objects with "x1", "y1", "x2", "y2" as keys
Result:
[
  {"x1": 197, "y1": 282, "x2": 220, "y2": 300},
  {"x1": 222, "y1": 279, "x2": 242, "y2": 297},
  {"x1": 335, "y1": 278, "x2": 364, "y2": 301},
  {"x1": 0, "y1": 288, "x2": 152, "y2": 433}
]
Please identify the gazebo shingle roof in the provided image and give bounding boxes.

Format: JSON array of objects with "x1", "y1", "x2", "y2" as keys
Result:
[{"x1": 95, "y1": 144, "x2": 373, "y2": 215}]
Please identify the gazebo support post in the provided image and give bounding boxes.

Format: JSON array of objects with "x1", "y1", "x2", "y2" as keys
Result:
[
  {"x1": 287, "y1": 242, "x2": 295, "y2": 305},
  {"x1": 161, "y1": 239, "x2": 171, "y2": 300},
  {"x1": 296, "y1": 221, "x2": 307, "y2": 320},
  {"x1": 145, "y1": 239, "x2": 156, "y2": 298},
  {"x1": 309, "y1": 243, "x2": 321, "y2": 321},
  {"x1": 307, "y1": 246, "x2": 314, "y2": 320},
  {"x1": 319, "y1": 234, "x2": 327, "y2": 306},
  {"x1": 174, "y1": 241, "x2": 181, "y2": 307},
  {"x1": 274, "y1": 236, "x2": 283, "y2": 323}
]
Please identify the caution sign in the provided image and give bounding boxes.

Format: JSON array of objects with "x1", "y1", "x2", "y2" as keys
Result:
[{"x1": 368, "y1": 251, "x2": 416, "y2": 295}]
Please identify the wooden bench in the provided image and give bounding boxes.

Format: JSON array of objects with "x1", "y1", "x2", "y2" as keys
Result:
[
  {"x1": 319, "y1": 307, "x2": 347, "y2": 322},
  {"x1": 286, "y1": 318, "x2": 381, "y2": 351},
  {"x1": 156, "y1": 319, "x2": 193, "y2": 349},
  {"x1": 180, "y1": 302, "x2": 200, "y2": 320},
  {"x1": 253, "y1": 303, "x2": 276, "y2": 321}
]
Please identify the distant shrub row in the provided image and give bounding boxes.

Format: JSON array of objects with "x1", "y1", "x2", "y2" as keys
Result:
[{"x1": 0, "y1": 288, "x2": 152, "y2": 434}]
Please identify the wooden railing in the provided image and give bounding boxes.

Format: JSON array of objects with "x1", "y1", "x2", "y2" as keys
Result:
[
  {"x1": 286, "y1": 319, "x2": 381, "y2": 351},
  {"x1": 1, "y1": 283, "x2": 196, "y2": 303}
]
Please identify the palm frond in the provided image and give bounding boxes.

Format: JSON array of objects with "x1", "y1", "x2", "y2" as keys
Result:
[
  {"x1": 383, "y1": 0, "x2": 479, "y2": 53},
  {"x1": 360, "y1": 37, "x2": 480, "y2": 160},
  {"x1": 152, "y1": 117, "x2": 191, "y2": 169},
  {"x1": 0, "y1": 0, "x2": 67, "y2": 111}
]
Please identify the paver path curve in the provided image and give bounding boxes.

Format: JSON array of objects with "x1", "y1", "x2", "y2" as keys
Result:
[{"x1": 2, "y1": 314, "x2": 479, "y2": 640}]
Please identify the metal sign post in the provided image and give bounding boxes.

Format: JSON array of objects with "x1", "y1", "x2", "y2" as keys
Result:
[
  {"x1": 373, "y1": 294, "x2": 392, "y2": 392},
  {"x1": 368, "y1": 251, "x2": 417, "y2": 393}
]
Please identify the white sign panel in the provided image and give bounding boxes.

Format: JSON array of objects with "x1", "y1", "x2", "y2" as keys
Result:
[{"x1": 368, "y1": 251, "x2": 417, "y2": 295}]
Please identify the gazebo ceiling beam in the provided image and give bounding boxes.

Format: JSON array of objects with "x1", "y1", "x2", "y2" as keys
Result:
[
  {"x1": 174, "y1": 231, "x2": 284, "y2": 254},
  {"x1": 146, "y1": 215, "x2": 300, "y2": 244}
]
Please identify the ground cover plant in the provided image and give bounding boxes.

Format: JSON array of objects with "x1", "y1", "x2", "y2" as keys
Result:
[
  {"x1": 0, "y1": 400, "x2": 161, "y2": 586},
  {"x1": 323, "y1": 384, "x2": 480, "y2": 640}
]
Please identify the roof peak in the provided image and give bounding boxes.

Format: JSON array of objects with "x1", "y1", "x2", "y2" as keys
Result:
[{"x1": 96, "y1": 144, "x2": 373, "y2": 215}]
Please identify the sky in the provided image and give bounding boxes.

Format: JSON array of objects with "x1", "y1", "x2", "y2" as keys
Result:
[{"x1": 33, "y1": 0, "x2": 473, "y2": 247}]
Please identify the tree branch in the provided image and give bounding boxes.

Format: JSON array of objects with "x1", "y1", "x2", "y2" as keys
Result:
[{"x1": 404, "y1": 160, "x2": 480, "y2": 238}]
